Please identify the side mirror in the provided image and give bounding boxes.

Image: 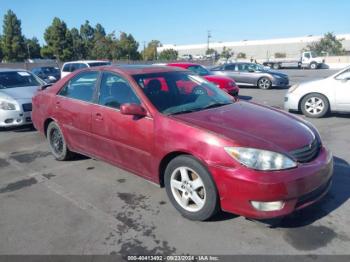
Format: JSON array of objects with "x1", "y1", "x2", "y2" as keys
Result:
[{"x1": 120, "y1": 103, "x2": 147, "y2": 117}]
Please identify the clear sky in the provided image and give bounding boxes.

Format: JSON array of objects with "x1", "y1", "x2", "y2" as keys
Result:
[{"x1": 0, "y1": 0, "x2": 349, "y2": 46}]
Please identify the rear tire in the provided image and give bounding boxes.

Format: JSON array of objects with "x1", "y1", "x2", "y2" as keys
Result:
[
  {"x1": 301, "y1": 93, "x2": 329, "y2": 118},
  {"x1": 164, "y1": 155, "x2": 219, "y2": 221},
  {"x1": 47, "y1": 121, "x2": 74, "y2": 161},
  {"x1": 257, "y1": 77, "x2": 272, "y2": 90}
]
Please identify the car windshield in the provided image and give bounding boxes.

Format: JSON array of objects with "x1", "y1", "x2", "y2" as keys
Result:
[
  {"x1": 187, "y1": 65, "x2": 210, "y2": 76},
  {"x1": 41, "y1": 67, "x2": 59, "y2": 74},
  {"x1": 88, "y1": 62, "x2": 111, "y2": 67},
  {"x1": 0, "y1": 71, "x2": 44, "y2": 89},
  {"x1": 133, "y1": 71, "x2": 233, "y2": 115}
]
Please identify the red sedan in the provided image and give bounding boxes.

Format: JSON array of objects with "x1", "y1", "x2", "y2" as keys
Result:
[
  {"x1": 167, "y1": 63, "x2": 239, "y2": 97},
  {"x1": 32, "y1": 65, "x2": 333, "y2": 221}
]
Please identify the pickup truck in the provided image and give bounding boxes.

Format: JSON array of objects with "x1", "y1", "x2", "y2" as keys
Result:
[{"x1": 263, "y1": 51, "x2": 325, "y2": 70}]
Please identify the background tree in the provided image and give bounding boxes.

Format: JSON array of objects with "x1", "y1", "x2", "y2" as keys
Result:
[
  {"x1": 158, "y1": 48, "x2": 178, "y2": 61},
  {"x1": 206, "y1": 48, "x2": 219, "y2": 60},
  {"x1": 1, "y1": 10, "x2": 26, "y2": 62},
  {"x1": 237, "y1": 52, "x2": 246, "y2": 59},
  {"x1": 42, "y1": 17, "x2": 73, "y2": 61},
  {"x1": 24, "y1": 37, "x2": 41, "y2": 59},
  {"x1": 80, "y1": 20, "x2": 95, "y2": 58},
  {"x1": 0, "y1": 36, "x2": 3, "y2": 61},
  {"x1": 143, "y1": 40, "x2": 161, "y2": 60},
  {"x1": 306, "y1": 32, "x2": 346, "y2": 56},
  {"x1": 117, "y1": 32, "x2": 140, "y2": 60},
  {"x1": 220, "y1": 46, "x2": 233, "y2": 59},
  {"x1": 274, "y1": 52, "x2": 286, "y2": 58},
  {"x1": 91, "y1": 23, "x2": 112, "y2": 59},
  {"x1": 70, "y1": 28, "x2": 85, "y2": 60}
]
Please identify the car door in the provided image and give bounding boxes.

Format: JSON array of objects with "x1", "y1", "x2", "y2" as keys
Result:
[
  {"x1": 334, "y1": 69, "x2": 350, "y2": 111},
  {"x1": 90, "y1": 71, "x2": 154, "y2": 178},
  {"x1": 55, "y1": 71, "x2": 99, "y2": 154},
  {"x1": 222, "y1": 64, "x2": 240, "y2": 81},
  {"x1": 235, "y1": 63, "x2": 255, "y2": 85}
]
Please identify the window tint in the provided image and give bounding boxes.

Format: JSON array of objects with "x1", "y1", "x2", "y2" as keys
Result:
[
  {"x1": 187, "y1": 65, "x2": 210, "y2": 76},
  {"x1": 98, "y1": 72, "x2": 140, "y2": 109},
  {"x1": 70, "y1": 63, "x2": 88, "y2": 72},
  {"x1": 224, "y1": 64, "x2": 236, "y2": 71},
  {"x1": 88, "y1": 62, "x2": 111, "y2": 67},
  {"x1": 62, "y1": 64, "x2": 71, "y2": 72},
  {"x1": 59, "y1": 71, "x2": 98, "y2": 102},
  {"x1": 304, "y1": 53, "x2": 311, "y2": 59},
  {"x1": 237, "y1": 64, "x2": 250, "y2": 72}
]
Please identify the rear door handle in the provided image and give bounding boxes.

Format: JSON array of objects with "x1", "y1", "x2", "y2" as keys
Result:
[{"x1": 95, "y1": 113, "x2": 103, "y2": 121}]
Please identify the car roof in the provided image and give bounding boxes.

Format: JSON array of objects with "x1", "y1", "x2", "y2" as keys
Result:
[
  {"x1": 94, "y1": 64, "x2": 186, "y2": 75},
  {"x1": 167, "y1": 62, "x2": 201, "y2": 67},
  {"x1": 63, "y1": 60, "x2": 109, "y2": 64},
  {"x1": 0, "y1": 68, "x2": 30, "y2": 72}
]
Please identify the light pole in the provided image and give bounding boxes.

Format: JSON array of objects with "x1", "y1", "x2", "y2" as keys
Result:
[
  {"x1": 207, "y1": 30, "x2": 212, "y2": 51},
  {"x1": 27, "y1": 43, "x2": 31, "y2": 60}
]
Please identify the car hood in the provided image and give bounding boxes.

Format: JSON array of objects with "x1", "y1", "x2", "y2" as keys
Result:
[
  {"x1": 0, "y1": 86, "x2": 39, "y2": 100},
  {"x1": 173, "y1": 101, "x2": 315, "y2": 152},
  {"x1": 263, "y1": 69, "x2": 288, "y2": 78},
  {"x1": 204, "y1": 74, "x2": 233, "y2": 83}
]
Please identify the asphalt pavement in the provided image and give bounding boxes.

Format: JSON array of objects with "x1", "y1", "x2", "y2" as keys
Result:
[{"x1": 0, "y1": 69, "x2": 349, "y2": 256}]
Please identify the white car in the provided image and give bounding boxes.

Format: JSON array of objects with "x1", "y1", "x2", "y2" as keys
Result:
[
  {"x1": 284, "y1": 66, "x2": 350, "y2": 118},
  {"x1": 61, "y1": 60, "x2": 111, "y2": 78},
  {"x1": 0, "y1": 69, "x2": 44, "y2": 128}
]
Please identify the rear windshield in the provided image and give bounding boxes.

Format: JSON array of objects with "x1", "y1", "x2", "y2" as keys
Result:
[
  {"x1": 41, "y1": 67, "x2": 60, "y2": 74},
  {"x1": 0, "y1": 71, "x2": 43, "y2": 89},
  {"x1": 88, "y1": 62, "x2": 111, "y2": 67}
]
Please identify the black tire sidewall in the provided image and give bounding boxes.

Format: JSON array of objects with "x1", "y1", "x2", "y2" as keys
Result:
[
  {"x1": 301, "y1": 94, "x2": 329, "y2": 118},
  {"x1": 164, "y1": 155, "x2": 219, "y2": 221},
  {"x1": 47, "y1": 122, "x2": 71, "y2": 161}
]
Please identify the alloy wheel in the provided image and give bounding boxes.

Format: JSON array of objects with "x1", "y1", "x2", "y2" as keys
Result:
[
  {"x1": 170, "y1": 166, "x2": 206, "y2": 212},
  {"x1": 304, "y1": 97, "x2": 325, "y2": 115},
  {"x1": 258, "y1": 78, "x2": 271, "y2": 89},
  {"x1": 50, "y1": 127, "x2": 63, "y2": 155}
]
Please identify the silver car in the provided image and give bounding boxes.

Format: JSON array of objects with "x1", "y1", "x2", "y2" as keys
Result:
[
  {"x1": 285, "y1": 66, "x2": 350, "y2": 118},
  {"x1": 211, "y1": 62, "x2": 289, "y2": 89},
  {"x1": 0, "y1": 68, "x2": 44, "y2": 128}
]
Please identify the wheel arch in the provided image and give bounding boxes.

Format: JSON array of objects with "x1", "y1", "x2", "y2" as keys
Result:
[{"x1": 158, "y1": 151, "x2": 210, "y2": 188}]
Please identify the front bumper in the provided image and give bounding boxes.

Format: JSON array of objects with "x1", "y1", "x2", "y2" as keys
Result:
[
  {"x1": 284, "y1": 92, "x2": 301, "y2": 111},
  {"x1": 209, "y1": 146, "x2": 333, "y2": 219},
  {"x1": 272, "y1": 78, "x2": 289, "y2": 87},
  {"x1": 0, "y1": 109, "x2": 32, "y2": 127}
]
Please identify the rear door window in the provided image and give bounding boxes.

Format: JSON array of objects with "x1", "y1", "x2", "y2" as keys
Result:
[{"x1": 59, "y1": 71, "x2": 99, "y2": 102}]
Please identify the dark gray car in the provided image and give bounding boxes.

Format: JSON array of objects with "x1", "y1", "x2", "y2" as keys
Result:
[{"x1": 211, "y1": 62, "x2": 289, "y2": 89}]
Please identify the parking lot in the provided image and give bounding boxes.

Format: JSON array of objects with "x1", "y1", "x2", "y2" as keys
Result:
[{"x1": 0, "y1": 69, "x2": 349, "y2": 255}]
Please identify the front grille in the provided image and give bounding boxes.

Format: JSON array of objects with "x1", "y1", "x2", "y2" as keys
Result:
[
  {"x1": 22, "y1": 103, "x2": 32, "y2": 112},
  {"x1": 296, "y1": 179, "x2": 332, "y2": 208},
  {"x1": 289, "y1": 138, "x2": 321, "y2": 163}
]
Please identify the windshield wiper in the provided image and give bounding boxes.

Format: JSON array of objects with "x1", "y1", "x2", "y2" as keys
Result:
[
  {"x1": 201, "y1": 102, "x2": 232, "y2": 110},
  {"x1": 166, "y1": 108, "x2": 202, "y2": 115}
]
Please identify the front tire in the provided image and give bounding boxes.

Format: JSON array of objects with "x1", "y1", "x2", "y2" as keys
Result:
[
  {"x1": 310, "y1": 62, "x2": 318, "y2": 70},
  {"x1": 273, "y1": 63, "x2": 280, "y2": 70},
  {"x1": 301, "y1": 94, "x2": 329, "y2": 118},
  {"x1": 257, "y1": 77, "x2": 272, "y2": 90},
  {"x1": 47, "y1": 121, "x2": 74, "y2": 160},
  {"x1": 164, "y1": 155, "x2": 219, "y2": 221}
]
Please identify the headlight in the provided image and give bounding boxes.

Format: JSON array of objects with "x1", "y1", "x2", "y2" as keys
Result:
[
  {"x1": 288, "y1": 84, "x2": 299, "y2": 93},
  {"x1": 0, "y1": 100, "x2": 16, "y2": 110},
  {"x1": 224, "y1": 147, "x2": 297, "y2": 171}
]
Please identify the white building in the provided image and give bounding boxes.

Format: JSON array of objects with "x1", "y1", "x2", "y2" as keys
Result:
[{"x1": 157, "y1": 34, "x2": 350, "y2": 59}]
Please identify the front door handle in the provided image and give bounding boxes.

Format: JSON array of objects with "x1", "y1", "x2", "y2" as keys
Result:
[{"x1": 55, "y1": 101, "x2": 61, "y2": 109}]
